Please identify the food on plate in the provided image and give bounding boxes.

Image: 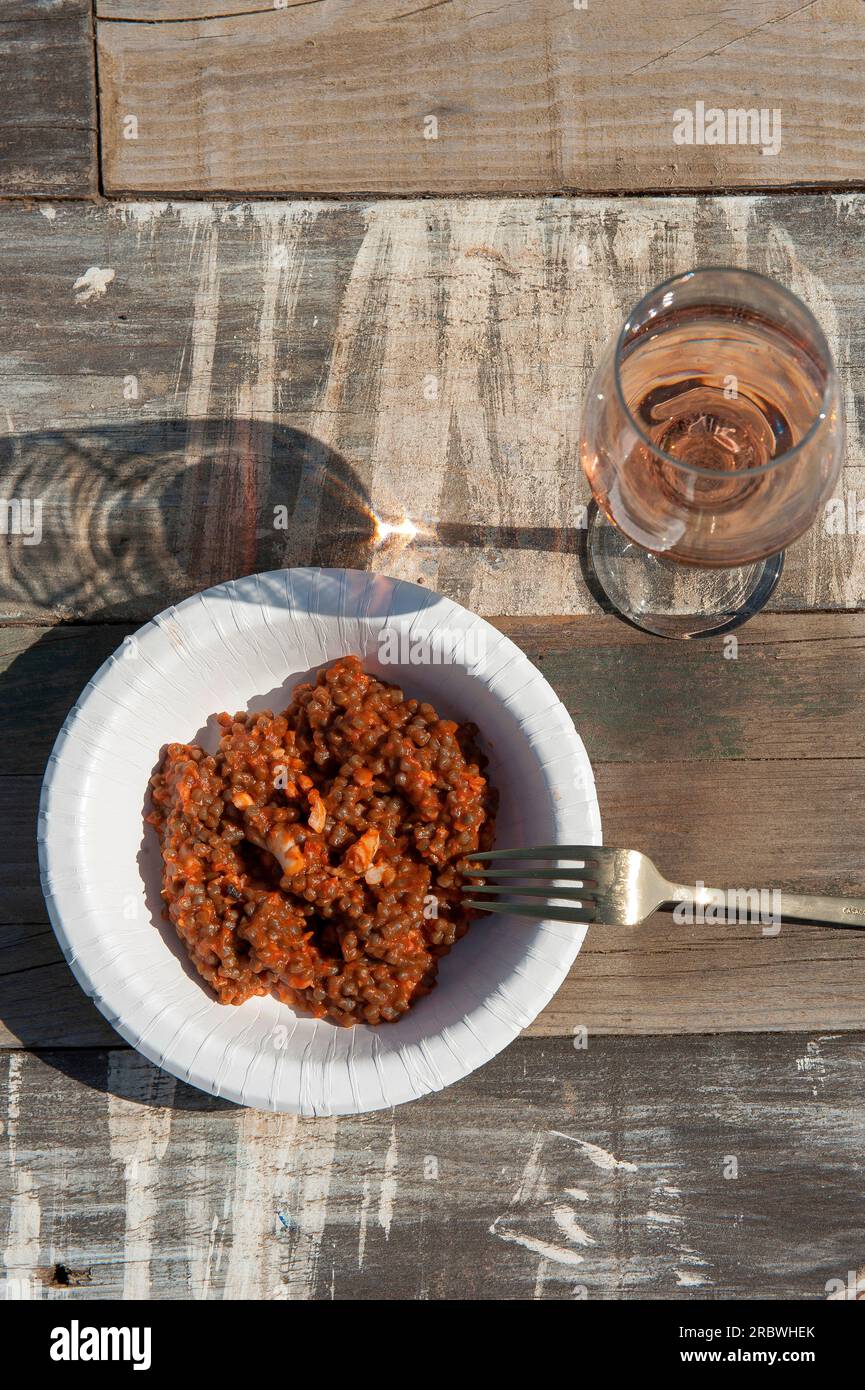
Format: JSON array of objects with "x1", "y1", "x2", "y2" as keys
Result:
[{"x1": 147, "y1": 656, "x2": 496, "y2": 1025}]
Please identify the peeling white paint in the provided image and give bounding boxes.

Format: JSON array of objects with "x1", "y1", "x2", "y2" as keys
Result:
[
  {"x1": 678, "y1": 1249, "x2": 710, "y2": 1267},
  {"x1": 552, "y1": 1205, "x2": 596, "y2": 1245},
  {"x1": 490, "y1": 1132, "x2": 599, "y2": 1288},
  {"x1": 357, "y1": 1176, "x2": 372, "y2": 1269},
  {"x1": 551, "y1": 1131, "x2": 638, "y2": 1173},
  {"x1": 796, "y1": 1038, "x2": 828, "y2": 1096},
  {"x1": 223, "y1": 1111, "x2": 297, "y2": 1300},
  {"x1": 184, "y1": 1131, "x2": 227, "y2": 1300},
  {"x1": 647, "y1": 1209, "x2": 683, "y2": 1226},
  {"x1": 533, "y1": 1258, "x2": 550, "y2": 1299},
  {"x1": 106, "y1": 1057, "x2": 176, "y2": 1301},
  {"x1": 179, "y1": 224, "x2": 219, "y2": 423},
  {"x1": 113, "y1": 201, "x2": 170, "y2": 230},
  {"x1": 73, "y1": 266, "x2": 115, "y2": 304},
  {"x1": 490, "y1": 1221, "x2": 585, "y2": 1267},
  {"x1": 4, "y1": 1053, "x2": 23, "y2": 1165},
  {"x1": 281, "y1": 1118, "x2": 338, "y2": 1300},
  {"x1": 2, "y1": 1169, "x2": 41, "y2": 1291},
  {"x1": 512, "y1": 1131, "x2": 548, "y2": 1205},
  {"x1": 378, "y1": 1123, "x2": 398, "y2": 1240}
]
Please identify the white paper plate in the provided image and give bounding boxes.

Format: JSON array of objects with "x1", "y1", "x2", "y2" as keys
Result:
[{"x1": 38, "y1": 569, "x2": 600, "y2": 1115}]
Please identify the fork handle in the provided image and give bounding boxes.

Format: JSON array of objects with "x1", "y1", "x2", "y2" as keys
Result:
[{"x1": 669, "y1": 884, "x2": 865, "y2": 930}]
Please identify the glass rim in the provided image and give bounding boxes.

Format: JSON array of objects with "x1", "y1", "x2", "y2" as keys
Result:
[{"x1": 613, "y1": 266, "x2": 836, "y2": 479}]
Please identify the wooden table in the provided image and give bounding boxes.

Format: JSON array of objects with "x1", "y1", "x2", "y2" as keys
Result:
[{"x1": 2, "y1": 1, "x2": 865, "y2": 1301}]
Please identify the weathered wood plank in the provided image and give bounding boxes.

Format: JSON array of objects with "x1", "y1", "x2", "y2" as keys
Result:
[
  {"x1": 94, "y1": 0, "x2": 865, "y2": 195},
  {"x1": 4, "y1": 614, "x2": 864, "y2": 1044},
  {"x1": 3, "y1": 1036, "x2": 864, "y2": 1299},
  {"x1": 99, "y1": 1, "x2": 267, "y2": 11},
  {"x1": 2, "y1": 196, "x2": 864, "y2": 620},
  {"x1": 497, "y1": 612, "x2": 865, "y2": 765},
  {"x1": 4, "y1": 615, "x2": 863, "y2": 775},
  {"x1": 0, "y1": 2, "x2": 97, "y2": 199}
]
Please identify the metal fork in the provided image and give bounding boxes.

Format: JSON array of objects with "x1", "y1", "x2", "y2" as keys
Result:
[{"x1": 462, "y1": 846, "x2": 865, "y2": 929}]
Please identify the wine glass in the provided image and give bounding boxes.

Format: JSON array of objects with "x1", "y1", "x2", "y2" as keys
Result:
[{"x1": 579, "y1": 267, "x2": 844, "y2": 637}]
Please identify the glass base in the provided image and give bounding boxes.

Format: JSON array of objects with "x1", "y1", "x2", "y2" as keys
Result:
[{"x1": 584, "y1": 505, "x2": 784, "y2": 639}]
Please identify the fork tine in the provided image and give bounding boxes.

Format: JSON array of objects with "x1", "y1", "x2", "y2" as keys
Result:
[
  {"x1": 463, "y1": 883, "x2": 597, "y2": 902},
  {"x1": 461, "y1": 867, "x2": 596, "y2": 882},
  {"x1": 464, "y1": 899, "x2": 596, "y2": 925},
  {"x1": 467, "y1": 845, "x2": 601, "y2": 862}
]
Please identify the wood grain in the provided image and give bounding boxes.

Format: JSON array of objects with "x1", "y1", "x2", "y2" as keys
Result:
[
  {"x1": 94, "y1": 0, "x2": 865, "y2": 195},
  {"x1": 2, "y1": 195, "x2": 865, "y2": 621},
  {"x1": 497, "y1": 612, "x2": 865, "y2": 764},
  {"x1": 3, "y1": 1036, "x2": 864, "y2": 1299},
  {"x1": 0, "y1": 1, "x2": 97, "y2": 199},
  {"x1": 4, "y1": 613, "x2": 863, "y2": 775},
  {"x1": 3, "y1": 614, "x2": 864, "y2": 1046}
]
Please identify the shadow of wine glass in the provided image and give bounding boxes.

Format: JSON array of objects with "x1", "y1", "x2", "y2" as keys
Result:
[{"x1": 0, "y1": 417, "x2": 380, "y2": 620}]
